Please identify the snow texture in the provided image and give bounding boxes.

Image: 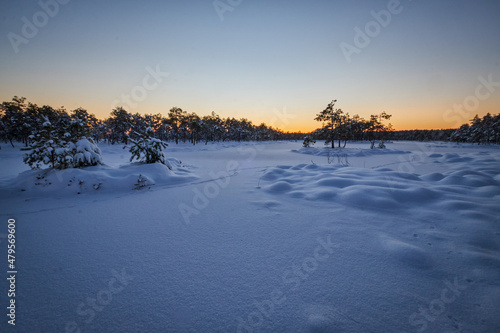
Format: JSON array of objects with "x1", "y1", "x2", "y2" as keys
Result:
[{"x1": 0, "y1": 141, "x2": 499, "y2": 333}]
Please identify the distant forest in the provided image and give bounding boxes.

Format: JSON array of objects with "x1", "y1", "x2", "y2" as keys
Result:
[
  {"x1": 1, "y1": 97, "x2": 499, "y2": 147},
  {"x1": 382, "y1": 113, "x2": 499, "y2": 144}
]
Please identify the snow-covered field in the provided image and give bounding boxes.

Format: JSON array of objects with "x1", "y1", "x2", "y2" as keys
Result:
[{"x1": 1, "y1": 141, "x2": 499, "y2": 332}]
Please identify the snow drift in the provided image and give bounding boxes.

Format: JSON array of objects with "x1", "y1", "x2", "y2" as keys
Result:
[{"x1": 0, "y1": 157, "x2": 197, "y2": 197}]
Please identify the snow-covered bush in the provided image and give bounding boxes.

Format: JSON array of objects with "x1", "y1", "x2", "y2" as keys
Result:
[
  {"x1": 23, "y1": 119, "x2": 68, "y2": 169},
  {"x1": 134, "y1": 174, "x2": 154, "y2": 190},
  {"x1": 67, "y1": 137, "x2": 103, "y2": 168},
  {"x1": 128, "y1": 127, "x2": 168, "y2": 164},
  {"x1": 23, "y1": 117, "x2": 102, "y2": 169},
  {"x1": 303, "y1": 136, "x2": 316, "y2": 148}
]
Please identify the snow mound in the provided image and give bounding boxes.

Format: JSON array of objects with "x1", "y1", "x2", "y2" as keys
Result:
[
  {"x1": 381, "y1": 235, "x2": 433, "y2": 269},
  {"x1": 259, "y1": 162, "x2": 500, "y2": 213},
  {"x1": 1, "y1": 158, "x2": 197, "y2": 196}
]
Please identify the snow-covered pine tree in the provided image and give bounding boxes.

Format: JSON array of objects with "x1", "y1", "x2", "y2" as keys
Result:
[
  {"x1": 64, "y1": 110, "x2": 102, "y2": 168},
  {"x1": 302, "y1": 136, "x2": 316, "y2": 147},
  {"x1": 128, "y1": 127, "x2": 168, "y2": 164},
  {"x1": 23, "y1": 114, "x2": 102, "y2": 169},
  {"x1": 23, "y1": 117, "x2": 71, "y2": 169},
  {"x1": 66, "y1": 137, "x2": 103, "y2": 168}
]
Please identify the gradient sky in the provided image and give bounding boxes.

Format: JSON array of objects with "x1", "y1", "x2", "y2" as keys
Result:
[{"x1": 1, "y1": 0, "x2": 499, "y2": 132}]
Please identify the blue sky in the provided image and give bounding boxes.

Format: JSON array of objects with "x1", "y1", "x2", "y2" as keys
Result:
[{"x1": 1, "y1": 0, "x2": 499, "y2": 131}]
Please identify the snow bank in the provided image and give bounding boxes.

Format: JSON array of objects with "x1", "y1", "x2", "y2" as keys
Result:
[{"x1": 0, "y1": 157, "x2": 197, "y2": 196}]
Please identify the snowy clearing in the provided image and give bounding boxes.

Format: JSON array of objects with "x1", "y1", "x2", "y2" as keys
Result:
[
  {"x1": 0, "y1": 141, "x2": 499, "y2": 333},
  {"x1": 1, "y1": 157, "x2": 197, "y2": 197}
]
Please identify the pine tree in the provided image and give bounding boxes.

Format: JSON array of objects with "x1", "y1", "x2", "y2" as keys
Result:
[
  {"x1": 66, "y1": 138, "x2": 103, "y2": 168},
  {"x1": 315, "y1": 100, "x2": 345, "y2": 149},
  {"x1": 128, "y1": 127, "x2": 168, "y2": 164},
  {"x1": 366, "y1": 112, "x2": 392, "y2": 149},
  {"x1": 23, "y1": 118, "x2": 70, "y2": 169},
  {"x1": 23, "y1": 113, "x2": 102, "y2": 169},
  {"x1": 302, "y1": 136, "x2": 316, "y2": 147},
  {"x1": 106, "y1": 107, "x2": 132, "y2": 144},
  {"x1": 0, "y1": 96, "x2": 26, "y2": 147}
]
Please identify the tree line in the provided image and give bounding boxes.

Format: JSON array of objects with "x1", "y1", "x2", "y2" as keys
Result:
[
  {"x1": 384, "y1": 113, "x2": 500, "y2": 144},
  {"x1": 449, "y1": 113, "x2": 500, "y2": 145},
  {"x1": 0, "y1": 96, "x2": 301, "y2": 148},
  {"x1": 1, "y1": 97, "x2": 499, "y2": 150},
  {"x1": 310, "y1": 100, "x2": 499, "y2": 146}
]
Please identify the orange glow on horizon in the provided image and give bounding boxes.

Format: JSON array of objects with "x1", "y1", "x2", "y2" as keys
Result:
[
  {"x1": 280, "y1": 122, "x2": 462, "y2": 133},
  {"x1": 1, "y1": 93, "x2": 497, "y2": 134}
]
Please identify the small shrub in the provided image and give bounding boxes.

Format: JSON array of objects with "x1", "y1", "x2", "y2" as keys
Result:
[
  {"x1": 128, "y1": 127, "x2": 168, "y2": 164},
  {"x1": 302, "y1": 136, "x2": 316, "y2": 148}
]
